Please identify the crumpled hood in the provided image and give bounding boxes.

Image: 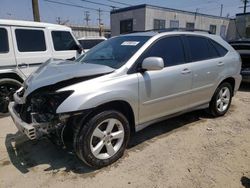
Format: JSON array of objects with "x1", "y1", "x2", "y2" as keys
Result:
[{"x1": 23, "y1": 59, "x2": 114, "y2": 97}]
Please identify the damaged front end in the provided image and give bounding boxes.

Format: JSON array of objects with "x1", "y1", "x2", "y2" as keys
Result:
[{"x1": 9, "y1": 88, "x2": 74, "y2": 141}]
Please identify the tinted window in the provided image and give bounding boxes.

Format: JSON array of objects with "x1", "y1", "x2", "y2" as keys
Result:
[
  {"x1": 120, "y1": 19, "x2": 133, "y2": 34},
  {"x1": 140, "y1": 36, "x2": 185, "y2": 67},
  {"x1": 0, "y1": 28, "x2": 9, "y2": 53},
  {"x1": 52, "y1": 31, "x2": 77, "y2": 51},
  {"x1": 79, "y1": 39, "x2": 105, "y2": 49},
  {"x1": 210, "y1": 40, "x2": 228, "y2": 57},
  {"x1": 206, "y1": 39, "x2": 220, "y2": 58},
  {"x1": 15, "y1": 29, "x2": 46, "y2": 52},
  {"x1": 187, "y1": 36, "x2": 213, "y2": 61}
]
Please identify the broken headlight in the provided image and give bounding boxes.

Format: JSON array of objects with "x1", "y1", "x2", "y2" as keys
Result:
[{"x1": 30, "y1": 90, "x2": 74, "y2": 123}]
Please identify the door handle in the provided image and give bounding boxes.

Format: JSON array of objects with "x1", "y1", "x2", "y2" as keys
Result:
[
  {"x1": 217, "y1": 62, "x2": 224, "y2": 67},
  {"x1": 18, "y1": 63, "x2": 28, "y2": 68},
  {"x1": 181, "y1": 68, "x2": 191, "y2": 74}
]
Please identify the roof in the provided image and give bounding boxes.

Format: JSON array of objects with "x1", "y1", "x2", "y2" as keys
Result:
[
  {"x1": 0, "y1": 19, "x2": 71, "y2": 30},
  {"x1": 111, "y1": 4, "x2": 230, "y2": 20},
  {"x1": 236, "y1": 12, "x2": 250, "y2": 16}
]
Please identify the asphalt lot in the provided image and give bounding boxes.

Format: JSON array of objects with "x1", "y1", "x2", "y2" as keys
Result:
[{"x1": 0, "y1": 83, "x2": 250, "y2": 188}]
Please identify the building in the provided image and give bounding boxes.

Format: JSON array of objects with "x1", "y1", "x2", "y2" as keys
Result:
[
  {"x1": 111, "y1": 4, "x2": 230, "y2": 38},
  {"x1": 69, "y1": 25, "x2": 111, "y2": 39},
  {"x1": 227, "y1": 13, "x2": 250, "y2": 41}
]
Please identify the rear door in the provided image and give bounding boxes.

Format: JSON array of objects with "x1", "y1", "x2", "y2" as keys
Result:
[
  {"x1": 0, "y1": 26, "x2": 16, "y2": 68},
  {"x1": 11, "y1": 27, "x2": 51, "y2": 77},
  {"x1": 50, "y1": 30, "x2": 80, "y2": 60},
  {"x1": 184, "y1": 35, "x2": 227, "y2": 106},
  {"x1": 137, "y1": 36, "x2": 193, "y2": 124}
]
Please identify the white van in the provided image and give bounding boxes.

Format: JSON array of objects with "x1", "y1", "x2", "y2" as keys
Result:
[{"x1": 0, "y1": 19, "x2": 82, "y2": 114}]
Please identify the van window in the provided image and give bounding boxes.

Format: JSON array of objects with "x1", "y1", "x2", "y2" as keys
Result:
[
  {"x1": 15, "y1": 29, "x2": 46, "y2": 52},
  {"x1": 0, "y1": 28, "x2": 9, "y2": 53},
  {"x1": 52, "y1": 31, "x2": 77, "y2": 51},
  {"x1": 140, "y1": 36, "x2": 185, "y2": 67}
]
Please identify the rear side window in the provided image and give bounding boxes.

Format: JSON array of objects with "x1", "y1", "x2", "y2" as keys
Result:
[
  {"x1": 52, "y1": 31, "x2": 77, "y2": 51},
  {"x1": 141, "y1": 36, "x2": 185, "y2": 67},
  {"x1": 15, "y1": 29, "x2": 46, "y2": 52},
  {"x1": 0, "y1": 28, "x2": 9, "y2": 53},
  {"x1": 186, "y1": 36, "x2": 211, "y2": 62},
  {"x1": 210, "y1": 40, "x2": 228, "y2": 57}
]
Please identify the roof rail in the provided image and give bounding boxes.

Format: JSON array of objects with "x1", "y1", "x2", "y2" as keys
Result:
[{"x1": 133, "y1": 28, "x2": 212, "y2": 34}]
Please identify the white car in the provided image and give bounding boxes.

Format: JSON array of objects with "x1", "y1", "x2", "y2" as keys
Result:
[
  {"x1": 78, "y1": 37, "x2": 107, "y2": 52},
  {"x1": 0, "y1": 19, "x2": 82, "y2": 114}
]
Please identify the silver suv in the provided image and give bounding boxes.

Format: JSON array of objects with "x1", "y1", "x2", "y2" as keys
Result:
[{"x1": 9, "y1": 30, "x2": 242, "y2": 168}]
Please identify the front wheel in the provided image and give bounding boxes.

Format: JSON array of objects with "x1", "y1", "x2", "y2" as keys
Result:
[
  {"x1": 74, "y1": 110, "x2": 130, "y2": 168},
  {"x1": 0, "y1": 79, "x2": 22, "y2": 115},
  {"x1": 208, "y1": 82, "x2": 233, "y2": 117}
]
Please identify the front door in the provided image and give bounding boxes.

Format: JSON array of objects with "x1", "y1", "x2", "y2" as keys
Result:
[{"x1": 136, "y1": 36, "x2": 193, "y2": 124}]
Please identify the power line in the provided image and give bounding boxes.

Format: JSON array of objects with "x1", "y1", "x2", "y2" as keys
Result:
[
  {"x1": 80, "y1": 0, "x2": 120, "y2": 9},
  {"x1": 107, "y1": 0, "x2": 132, "y2": 6},
  {"x1": 43, "y1": 0, "x2": 110, "y2": 13}
]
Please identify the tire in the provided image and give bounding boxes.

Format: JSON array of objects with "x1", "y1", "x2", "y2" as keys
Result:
[
  {"x1": 74, "y1": 110, "x2": 130, "y2": 168},
  {"x1": 208, "y1": 82, "x2": 233, "y2": 117},
  {"x1": 0, "y1": 78, "x2": 22, "y2": 115}
]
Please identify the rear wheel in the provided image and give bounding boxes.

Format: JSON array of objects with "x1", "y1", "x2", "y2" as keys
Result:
[
  {"x1": 208, "y1": 82, "x2": 233, "y2": 117},
  {"x1": 0, "y1": 79, "x2": 22, "y2": 115},
  {"x1": 74, "y1": 110, "x2": 130, "y2": 168}
]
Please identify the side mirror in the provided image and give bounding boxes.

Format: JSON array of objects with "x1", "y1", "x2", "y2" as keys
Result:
[{"x1": 141, "y1": 57, "x2": 164, "y2": 71}]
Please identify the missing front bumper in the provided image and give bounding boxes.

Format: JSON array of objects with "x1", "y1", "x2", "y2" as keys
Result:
[{"x1": 8, "y1": 102, "x2": 46, "y2": 140}]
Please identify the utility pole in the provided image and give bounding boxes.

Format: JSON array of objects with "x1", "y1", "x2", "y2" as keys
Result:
[
  {"x1": 84, "y1": 11, "x2": 90, "y2": 26},
  {"x1": 32, "y1": 0, "x2": 40, "y2": 22},
  {"x1": 243, "y1": 0, "x2": 249, "y2": 13},
  {"x1": 220, "y1": 4, "x2": 223, "y2": 17},
  {"x1": 97, "y1": 8, "x2": 102, "y2": 36}
]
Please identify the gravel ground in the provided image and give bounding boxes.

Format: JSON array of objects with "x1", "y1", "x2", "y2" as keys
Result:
[{"x1": 0, "y1": 83, "x2": 250, "y2": 188}]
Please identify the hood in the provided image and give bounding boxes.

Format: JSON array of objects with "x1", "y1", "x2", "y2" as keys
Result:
[{"x1": 23, "y1": 59, "x2": 114, "y2": 97}]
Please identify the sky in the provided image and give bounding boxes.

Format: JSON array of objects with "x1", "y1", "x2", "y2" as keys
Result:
[{"x1": 0, "y1": 0, "x2": 247, "y2": 28}]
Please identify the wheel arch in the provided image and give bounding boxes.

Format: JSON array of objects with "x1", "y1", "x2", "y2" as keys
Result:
[
  {"x1": 218, "y1": 77, "x2": 235, "y2": 96},
  {"x1": 0, "y1": 72, "x2": 24, "y2": 83}
]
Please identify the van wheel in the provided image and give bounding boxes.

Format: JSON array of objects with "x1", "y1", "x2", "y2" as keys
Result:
[
  {"x1": 74, "y1": 110, "x2": 130, "y2": 168},
  {"x1": 0, "y1": 79, "x2": 22, "y2": 115},
  {"x1": 208, "y1": 82, "x2": 233, "y2": 117}
]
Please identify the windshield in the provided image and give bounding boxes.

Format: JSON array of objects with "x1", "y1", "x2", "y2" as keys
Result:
[
  {"x1": 76, "y1": 36, "x2": 151, "y2": 69},
  {"x1": 79, "y1": 39, "x2": 105, "y2": 49}
]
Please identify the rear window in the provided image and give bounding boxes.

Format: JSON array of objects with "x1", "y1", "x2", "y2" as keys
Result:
[
  {"x1": 79, "y1": 39, "x2": 105, "y2": 49},
  {"x1": 0, "y1": 28, "x2": 9, "y2": 53},
  {"x1": 15, "y1": 29, "x2": 46, "y2": 52},
  {"x1": 52, "y1": 31, "x2": 77, "y2": 51}
]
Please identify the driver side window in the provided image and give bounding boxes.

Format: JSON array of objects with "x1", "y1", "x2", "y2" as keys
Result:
[{"x1": 139, "y1": 36, "x2": 186, "y2": 67}]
